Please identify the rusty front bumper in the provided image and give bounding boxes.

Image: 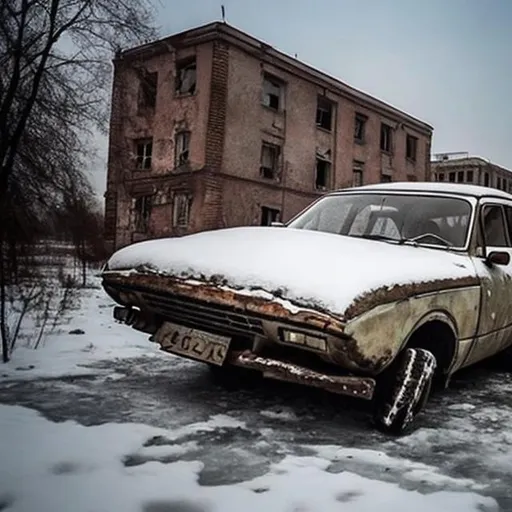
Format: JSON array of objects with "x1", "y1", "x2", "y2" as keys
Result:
[{"x1": 227, "y1": 350, "x2": 375, "y2": 400}]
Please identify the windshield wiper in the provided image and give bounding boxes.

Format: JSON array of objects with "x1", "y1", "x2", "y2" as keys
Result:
[
  {"x1": 354, "y1": 234, "x2": 403, "y2": 243},
  {"x1": 399, "y1": 233, "x2": 453, "y2": 247}
]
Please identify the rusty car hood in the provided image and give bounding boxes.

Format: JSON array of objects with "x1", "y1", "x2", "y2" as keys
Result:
[{"x1": 104, "y1": 226, "x2": 478, "y2": 319}]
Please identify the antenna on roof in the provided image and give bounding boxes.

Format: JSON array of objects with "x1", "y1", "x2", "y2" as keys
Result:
[{"x1": 221, "y1": 5, "x2": 226, "y2": 23}]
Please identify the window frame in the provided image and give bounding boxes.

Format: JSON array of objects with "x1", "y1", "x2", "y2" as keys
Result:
[
  {"x1": 175, "y1": 131, "x2": 191, "y2": 167},
  {"x1": 405, "y1": 134, "x2": 418, "y2": 162},
  {"x1": 175, "y1": 57, "x2": 197, "y2": 96},
  {"x1": 134, "y1": 195, "x2": 152, "y2": 232},
  {"x1": 316, "y1": 96, "x2": 334, "y2": 131},
  {"x1": 354, "y1": 113, "x2": 367, "y2": 143},
  {"x1": 260, "y1": 141, "x2": 281, "y2": 180},
  {"x1": 134, "y1": 138, "x2": 153, "y2": 170},
  {"x1": 380, "y1": 123, "x2": 393, "y2": 153},
  {"x1": 262, "y1": 74, "x2": 285, "y2": 112},
  {"x1": 172, "y1": 193, "x2": 192, "y2": 228}
]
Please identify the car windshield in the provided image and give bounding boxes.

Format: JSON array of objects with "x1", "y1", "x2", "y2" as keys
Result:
[{"x1": 287, "y1": 193, "x2": 473, "y2": 248}]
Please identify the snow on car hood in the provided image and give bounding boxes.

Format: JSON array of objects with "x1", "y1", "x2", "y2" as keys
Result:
[{"x1": 106, "y1": 226, "x2": 476, "y2": 316}]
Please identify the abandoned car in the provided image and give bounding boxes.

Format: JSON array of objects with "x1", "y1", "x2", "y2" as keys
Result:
[{"x1": 102, "y1": 182, "x2": 512, "y2": 434}]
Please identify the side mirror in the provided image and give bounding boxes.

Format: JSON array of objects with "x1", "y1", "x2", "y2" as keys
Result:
[{"x1": 486, "y1": 250, "x2": 510, "y2": 266}]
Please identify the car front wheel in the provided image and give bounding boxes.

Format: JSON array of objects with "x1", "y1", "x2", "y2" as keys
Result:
[{"x1": 373, "y1": 347, "x2": 437, "y2": 435}]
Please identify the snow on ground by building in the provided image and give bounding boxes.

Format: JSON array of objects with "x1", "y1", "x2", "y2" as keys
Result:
[
  {"x1": 0, "y1": 283, "x2": 162, "y2": 382},
  {"x1": 0, "y1": 404, "x2": 499, "y2": 512},
  {"x1": 0, "y1": 274, "x2": 504, "y2": 511}
]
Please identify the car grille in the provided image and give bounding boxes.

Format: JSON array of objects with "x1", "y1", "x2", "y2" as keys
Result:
[{"x1": 140, "y1": 291, "x2": 265, "y2": 338}]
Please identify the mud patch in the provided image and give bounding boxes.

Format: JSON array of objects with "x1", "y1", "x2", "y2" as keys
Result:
[
  {"x1": 143, "y1": 500, "x2": 209, "y2": 512},
  {"x1": 336, "y1": 490, "x2": 363, "y2": 502},
  {"x1": 51, "y1": 461, "x2": 83, "y2": 475}
]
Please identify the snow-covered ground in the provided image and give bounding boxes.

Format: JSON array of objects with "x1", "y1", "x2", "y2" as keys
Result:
[{"x1": 1, "y1": 278, "x2": 511, "y2": 511}]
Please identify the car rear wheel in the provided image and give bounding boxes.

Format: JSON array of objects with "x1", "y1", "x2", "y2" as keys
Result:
[{"x1": 373, "y1": 347, "x2": 436, "y2": 435}]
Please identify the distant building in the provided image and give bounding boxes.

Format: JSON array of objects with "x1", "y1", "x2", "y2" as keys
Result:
[
  {"x1": 104, "y1": 22, "x2": 434, "y2": 252},
  {"x1": 432, "y1": 153, "x2": 512, "y2": 193}
]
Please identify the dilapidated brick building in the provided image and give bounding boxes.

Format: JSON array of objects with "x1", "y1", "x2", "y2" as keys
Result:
[{"x1": 104, "y1": 22, "x2": 433, "y2": 251}]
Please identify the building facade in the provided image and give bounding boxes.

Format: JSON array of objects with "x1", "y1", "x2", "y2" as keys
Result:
[
  {"x1": 432, "y1": 154, "x2": 512, "y2": 192},
  {"x1": 104, "y1": 22, "x2": 433, "y2": 251}
]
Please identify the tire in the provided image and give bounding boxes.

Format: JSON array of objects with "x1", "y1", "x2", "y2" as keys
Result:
[{"x1": 373, "y1": 347, "x2": 436, "y2": 435}]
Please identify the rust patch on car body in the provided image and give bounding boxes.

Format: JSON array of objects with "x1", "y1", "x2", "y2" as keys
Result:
[
  {"x1": 228, "y1": 350, "x2": 375, "y2": 400},
  {"x1": 343, "y1": 275, "x2": 480, "y2": 320},
  {"x1": 102, "y1": 271, "x2": 346, "y2": 336}
]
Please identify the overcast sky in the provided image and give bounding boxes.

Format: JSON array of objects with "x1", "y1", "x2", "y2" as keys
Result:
[{"x1": 89, "y1": 0, "x2": 512, "y2": 195}]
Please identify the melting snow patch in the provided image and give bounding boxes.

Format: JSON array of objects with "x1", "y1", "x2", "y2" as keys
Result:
[{"x1": 0, "y1": 405, "x2": 499, "y2": 512}]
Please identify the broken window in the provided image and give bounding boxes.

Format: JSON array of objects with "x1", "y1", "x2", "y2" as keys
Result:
[
  {"x1": 438, "y1": 173, "x2": 445, "y2": 181},
  {"x1": 484, "y1": 172, "x2": 490, "y2": 187},
  {"x1": 135, "y1": 139, "x2": 153, "y2": 170},
  {"x1": 354, "y1": 114, "x2": 367, "y2": 142},
  {"x1": 316, "y1": 97, "x2": 333, "y2": 131},
  {"x1": 175, "y1": 131, "x2": 190, "y2": 166},
  {"x1": 466, "y1": 170, "x2": 474, "y2": 183},
  {"x1": 448, "y1": 172, "x2": 456, "y2": 182},
  {"x1": 134, "y1": 196, "x2": 152, "y2": 232},
  {"x1": 173, "y1": 193, "x2": 191, "y2": 228},
  {"x1": 315, "y1": 158, "x2": 331, "y2": 190},
  {"x1": 457, "y1": 171, "x2": 464, "y2": 183},
  {"x1": 138, "y1": 71, "x2": 158, "y2": 109},
  {"x1": 261, "y1": 206, "x2": 280, "y2": 226},
  {"x1": 260, "y1": 142, "x2": 280, "y2": 179},
  {"x1": 380, "y1": 123, "x2": 393, "y2": 153},
  {"x1": 406, "y1": 134, "x2": 417, "y2": 161},
  {"x1": 262, "y1": 75, "x2": 283, "y2": 111},
  {"x1": 175, "y1": 57, "x2": 197, "y2": 95}
]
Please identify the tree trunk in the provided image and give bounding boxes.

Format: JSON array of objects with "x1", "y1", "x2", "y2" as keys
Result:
[{"x1": 0, "y1": 231, "x2": 10, "y2": 363}]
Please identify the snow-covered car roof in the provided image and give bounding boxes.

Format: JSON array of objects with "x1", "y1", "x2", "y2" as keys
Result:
[{"x1": 334, "y1": 182, "x2": 512, "y2": 200}]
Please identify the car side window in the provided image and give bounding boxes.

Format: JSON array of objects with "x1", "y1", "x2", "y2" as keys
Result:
[
  {"x1": 505, "y1": 206, "x2": 512, "y2": 243},
  {"x1": 482, "y1": 205, "x2": 509, "y2": 247}
]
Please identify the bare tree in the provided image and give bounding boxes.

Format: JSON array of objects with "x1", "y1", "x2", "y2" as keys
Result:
[{"x1": 0, "y1": 0, "x2": 158, "y2": 362}]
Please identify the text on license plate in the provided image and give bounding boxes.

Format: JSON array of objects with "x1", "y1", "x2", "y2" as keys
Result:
[{"x1": 154, "y1": 322, "x2": 231, "y2": 366}]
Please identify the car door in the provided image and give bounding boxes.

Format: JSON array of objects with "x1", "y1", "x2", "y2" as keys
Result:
[{"x1": 465, "y1": 199, "x2": 512, "y2": 365}]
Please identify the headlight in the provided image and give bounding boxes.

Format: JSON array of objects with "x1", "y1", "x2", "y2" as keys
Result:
[{"x1": 281, "y1": 329, "x2": 327, "y2": 352}]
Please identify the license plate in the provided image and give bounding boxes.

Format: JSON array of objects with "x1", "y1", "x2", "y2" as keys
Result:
[{"x1": 154, "y1": 322, "x2": 231, "y2": 366}]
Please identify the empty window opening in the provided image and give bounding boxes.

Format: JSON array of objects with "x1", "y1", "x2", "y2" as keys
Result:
[
  {"x1": 135, "y1": 139, "x2": 153, "y2": 170},
  {"x1": 175, "y1": 131, "x2": 190, "y2": 166},
  {"x1": 406, "y1": 134, "x2": 417, "y2": 161},
  {"x1": 316, "y1": 97, "x2": 333, "y2": 131},
  {"x1": 261, "y1": 206, "x2": 280, "y2": 226},
  {"x1": 173, "y1": 194, "x2": 192, "y2": 228},
  {"x1": 380, "y1": 174, "x2": 392, "y2": 183},
  {"x1": 438, "y1": 173, "x2": 445, "y2": 181},
  {"x1": 354, "y1": 114, "x2": 367, "y2": 142},
  {"x1": 457, "y1": 171, "x2": 464, "y2": 182},
  {"x1": 484, "y1": 172, "x2": 490, "y2": 186},
  {"x1": 138, "y1": 71, "x2": 157, "y2": 109},
  {"x1": 262, "y1": 75, "x2": 283, "y2": 111},
  {"x1": 448, "y1": 172, "x2": 456, "y2": 182},
  {"x1": 175, "y1": 57, "x2": 196, "y2": 95},
  {"x1": 497, "y1": 177, "x2": 502, "y2": 190},
  {"x1": 315, "y1": 157, "x2": 331, "y2": 190},
  {"x1": 134, "y1": 196, "x2": 152, "y2": 232},
  {"x1": 260, "y1": 142, "x2": 280, "y2": 179},
  {"x1": 380, "y1": 123, "x2": 393, "y2": 153},
  {"x1": 466, "y1": 170, "x2": 474, "y2": 183}
]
